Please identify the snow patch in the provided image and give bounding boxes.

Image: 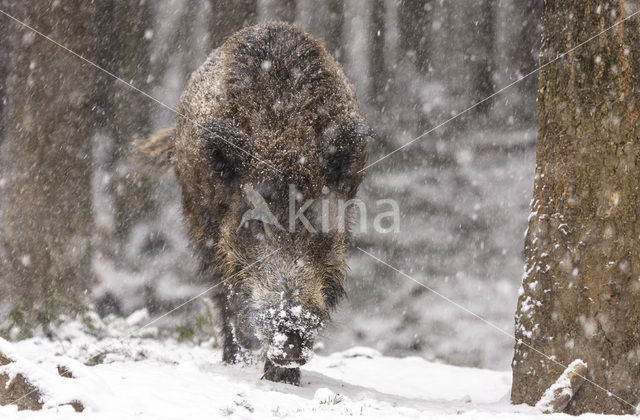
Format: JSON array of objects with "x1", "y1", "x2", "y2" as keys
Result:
[
  {"x1": 125, "y1": 308, "x2": 149, "y2": 326},
  {"x1": 333, "y1": 347, "x2": 381, "y2": 359}
]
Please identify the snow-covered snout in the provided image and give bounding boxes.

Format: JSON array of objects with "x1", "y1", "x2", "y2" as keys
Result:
[
  {"x1": 258, "y1": 295, "x2": 323, "y2": 367},
  {"x1": 225, "y1": 221, "x2": 345, "y2": 367}
]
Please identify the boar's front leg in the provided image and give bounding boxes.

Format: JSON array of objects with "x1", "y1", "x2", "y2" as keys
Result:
[
  {"x1": 262, "y1": 359, "x2": 301, "y2": 386},
  {"x1": 217, "y1": 293, "x2": 242, "y2": 364}
]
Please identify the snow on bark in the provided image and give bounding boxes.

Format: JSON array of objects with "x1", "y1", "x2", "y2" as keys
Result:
[{"x1": 535, "y1": 359, "x2": 587, "y2": 414}]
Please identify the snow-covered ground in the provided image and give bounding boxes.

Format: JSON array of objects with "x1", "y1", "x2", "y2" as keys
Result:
[{"x1": 0, "y1": 317, "x2": 626, "y2": 419}]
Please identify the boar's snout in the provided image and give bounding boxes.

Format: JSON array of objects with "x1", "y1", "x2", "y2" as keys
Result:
[{"x1": 268, "y1": 330, "x2": 311, "y2": 367}]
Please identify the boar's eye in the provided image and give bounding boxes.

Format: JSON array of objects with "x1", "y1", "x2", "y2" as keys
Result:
[
  {"x1": 209, "y1": 148, "x2": 237, "y2": 180},
  {"x1": 200, "y1": 121, "x2": 251, "y2": 182}
]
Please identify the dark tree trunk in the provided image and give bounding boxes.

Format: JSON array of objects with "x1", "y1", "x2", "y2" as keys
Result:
[
  {"x1": 0, "y1": 0, "x2": 11, "y2": 143},
  {"x1": 150, "y1": 1, "x2": 211, "y2": 114},
  {"x1": 257, "y1": 0, "x2": 295, "y2": 23},
  {"x1": 398, "y1": 0, "x2": 431, "y2": 74},
  {"x1": 512, "y1": 1, "x2": 640, "y2": 415},
  {"x1": 92, "y1": 1, "x2": 154, "y2": 271},
  {"x1": 209, "y1": 0, "x2": 256, "y2": 49},
  {"x1": 469, "y1": 0, "x2": 496, "y2": 114},
  {"x1": 370, "y1": 0, "x2": 386, "y2": 107},
  {"x1": 295, "y1": 0, "x2": 343, "y2": 58},
  {"x1": 392, "y1": 0, "x2": 434, "y2": 135},
  {"x1": 504, "y1": 0, "x2": 542, "y2": 123},
  {"x1": 0, "y1": 1, "x2": 97, "y2": 334}
]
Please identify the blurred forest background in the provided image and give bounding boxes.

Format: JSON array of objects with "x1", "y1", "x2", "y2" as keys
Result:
[{"x1": 0, "y1": 0, "x2": 541, "y2": 370}]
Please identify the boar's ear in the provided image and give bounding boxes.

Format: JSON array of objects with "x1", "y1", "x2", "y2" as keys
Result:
[
  {"x1": 321, "y1": 121, "x2": 371, "y2": 197},
  {"x1": 199, "y1": 121, "x2": 251, "y2": 181}
]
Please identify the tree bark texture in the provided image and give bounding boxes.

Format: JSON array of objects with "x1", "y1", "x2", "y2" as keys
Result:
[
  {"x1": 512, "y1": 1, "x2": 640, "y2": 415},
  {"x1": 0, "y1": 1, "x2": 96, "y2": 333}
]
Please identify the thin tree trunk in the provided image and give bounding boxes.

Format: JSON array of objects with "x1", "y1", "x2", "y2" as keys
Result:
[
  {"x1": 342, "y1": 0, "x2": 372, "y2": 101},
  {"x1": 470, "y1": 0, "x2": 496, "y2": 114},
  {"x1": 0, "y1": 1, "x2": 9, "y2": 145},
  {"x1": 370, "y1": 0, "x2": 386, "y2": 107},
  {"x1": 93, "y1": 1, "x2": 154, "y2": 272},
  {"x1": 391, "y1": 0, "x2": 434, "y2": 135},
  {"x1": 150, "y1": 0, "x2": 210, "y2": 118},
  {"x1": 398, "y1": 0, "x2": 431, "y2": 74},
  {"x1": 296, "y1": 0, "x2": 343, "y2": 58},
  {"x1": 499, "y1": 0, "x2": 542, "y2": 124},
  {"x1": 512, "y1": 1, "x2": 640, "y2": 414},
  {"x1": 256, "y1": 0, "x2": 295, "y2": 23},
  {"x1": 209, "y1": 0, "x2": 256, "y2": 49},
  {"x1": 0, "y1": 1, "x2": 97, "y2": 334}
]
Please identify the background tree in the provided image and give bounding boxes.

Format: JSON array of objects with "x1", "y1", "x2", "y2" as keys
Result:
[
  {"x1": 257, "y1": 0, "x2": 295, "y2": 22},
  {"x1": 370, "y1": 0, "x2": 387, "y2": 108},
  {"x1": 512, "y1": 0, "x2": 640, "y2": 414},
  {"x1": 295, "y1": 0, "x2": 343, "y2": 58},
  {"x1": 398, "y1": 0, "x2": 431, "y2": 76},
  {"x1": 0, "y1": 0, "x2": 98, "y2": 334},
  {"x1": 468, "y1": 0, "x2": 496, "y2": 115},
  {"x1": 91, "y1": 1, "x2": 155, "y2": 315},
  {"x1": 209, "y1": 0, "x2": 256, "y2": 49},
  {"x1": 0, "y1": 0, "x2": 9, "y2": 144},
  {"x1": 496, "y1": 0, "x2": 542, "y2": 125},
  {"x1": 93, "y1": 1, "x2": 153, "y2": 255}
]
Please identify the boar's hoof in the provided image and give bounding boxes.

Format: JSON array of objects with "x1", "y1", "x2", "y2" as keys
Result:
[
  {"x1": 222, "y1": 342, "x2": 242, "y2": 364},
  {"x1": 263, "y1": 359, "x2": 301, "y2": 386}
]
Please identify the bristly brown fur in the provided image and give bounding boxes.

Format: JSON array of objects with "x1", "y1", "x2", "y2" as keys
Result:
[{"x1": 143, "y1": 22, "x2": 372, "y2": 383}]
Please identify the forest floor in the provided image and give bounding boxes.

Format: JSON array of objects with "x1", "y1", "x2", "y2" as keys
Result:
[{"x1": 0, "y1": 314, "x2": 628, "y2": 419}]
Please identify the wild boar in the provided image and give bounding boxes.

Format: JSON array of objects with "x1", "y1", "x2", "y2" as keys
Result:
[{"x1": 138, "y1": 22, "x2": 371, "y2": 384}]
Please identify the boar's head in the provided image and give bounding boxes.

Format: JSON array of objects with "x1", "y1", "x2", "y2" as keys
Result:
[{"x1": 207, "y1": 120, "x2": 370, "y2": 367}]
